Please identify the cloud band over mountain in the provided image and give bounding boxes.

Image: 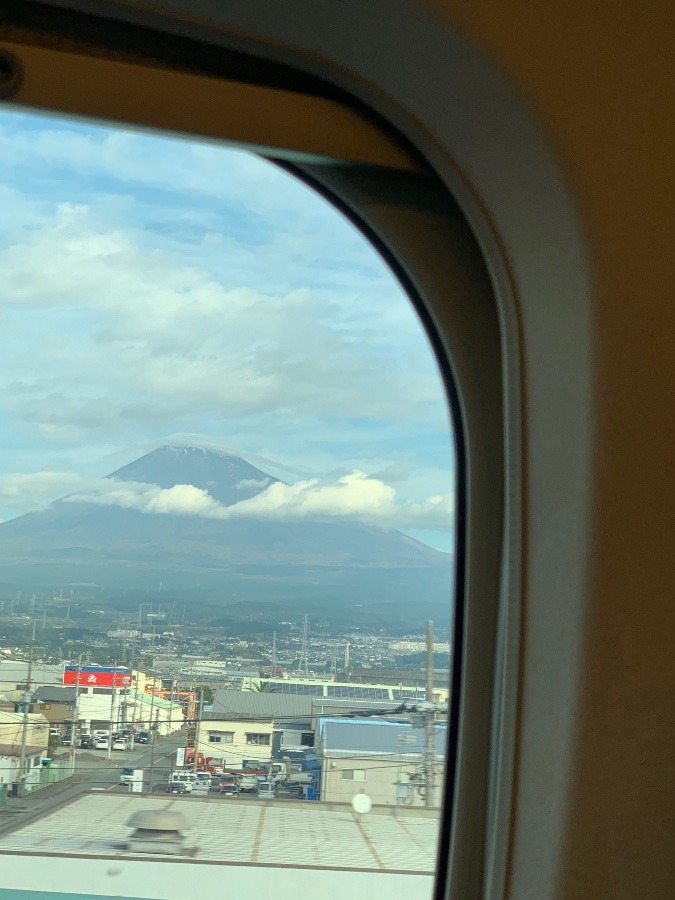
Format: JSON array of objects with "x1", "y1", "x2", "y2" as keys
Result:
[{"x1": 0, "y1": 468, "x2": 452, "y2": 531}]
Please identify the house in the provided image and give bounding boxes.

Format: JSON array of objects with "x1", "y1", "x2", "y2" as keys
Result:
[
  {"x1": 195, "y1": 690, "x2": 315, "y2": 767},
  {"x1": 32, "y1": 686, "x2": 77, "y2": 739},
  {"x1": 0, "y1": 708, "x2": 49, "y2": 794},
  {"x1": 318, "y1": 719, "x2": 446, "y2": 808}
]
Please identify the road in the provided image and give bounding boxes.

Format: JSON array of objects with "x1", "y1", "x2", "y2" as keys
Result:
[
  {"x1": 0, "y1": 731, "x2": 186, "y2": 836},
  {"x1": 80, "y1": 734, "x2": 185, "y2": 793}
]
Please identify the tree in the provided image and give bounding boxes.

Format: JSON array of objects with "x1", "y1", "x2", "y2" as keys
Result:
[{"x1": 195, "y1": 684, "x2": 214, "y2": 705}]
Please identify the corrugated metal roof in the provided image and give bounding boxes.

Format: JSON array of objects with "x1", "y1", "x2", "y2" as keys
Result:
[
  {"x1": 322, "y1": 719, "x2": 446, "y2": 756},
  {"x1": 207, "y1": 689, "x2": 313, "y2": 720},
  {"x1": 0, "y1": 662, "x2": 64, "y2": 684},
  {"x1": 0, "y1": 743, "x2": 44, "y2": 757},
  {"x1": 311, "y1": 697, "x2": 404, "y2": 713},
  {"x1": 0, "y1": 793, "x2": 440, "y2": 874},
  {"x1": 33, "y1": 687, "x2": 77, "y2": 702}
]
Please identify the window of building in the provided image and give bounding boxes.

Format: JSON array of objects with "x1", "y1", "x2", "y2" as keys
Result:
[
  {"x1": 341, "y1": 769, "x2": 367, "y2": 782},
  {"x1": 246, "y1": 733, "x2": 271, "y2": 746},
  {"x1": 32, "y1": 756, "x2": 41, "y2": 767},
  {"x1": 92, "y1": 688, "x2": 112, "y2": 695},
  {"x1": 300, "y1": 733, "x2": 315, "y2": 747},
  {"x1": 208, "y1": 731, "x2": 234, "y2": 744}
]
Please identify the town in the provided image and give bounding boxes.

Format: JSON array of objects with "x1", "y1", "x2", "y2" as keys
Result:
[
  {"x1": 0, "y1": 607, "x2": 449, "y2": 887},
  {"x1": 0, "y1": 594, "x2": 450, "y2": 812}
]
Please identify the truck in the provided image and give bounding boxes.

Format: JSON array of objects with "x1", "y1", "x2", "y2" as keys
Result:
[
  {"x1": 181, "y1": 749, "x2": 224, "y2": 775},
  {"x1": 219, "y1": 761, "x2": 315, "y2": 788},
  {"x1": 221, "y1": 762, "x2": 285, "y2": 781},
  {"x1": 119, "y1": 767, "x2": 144, "y2": 790},
  {"x1": 268, "y1": 762, "x2": 316, "y2": 786},
  {"x1": 169, "y1": 770, "x2": 199, "y2": 793}
]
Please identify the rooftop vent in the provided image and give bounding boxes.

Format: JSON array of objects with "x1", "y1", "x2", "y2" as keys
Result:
[{"x1": 125, "y1": 809, "x2": 192, "y2": 856}]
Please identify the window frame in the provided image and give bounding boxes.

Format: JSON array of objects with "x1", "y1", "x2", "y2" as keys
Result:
[
  {"x1": 0, "y1": 16, "x2": 513, "y2": 900},
  {"x1": 341, "y1": 769, "x2": 366, "y2": 782},
  {"x1": 208, "y1": 731, "x2": 234, "y2": 744},
  {"x1": 245, "y1": 733, "x2": 271, "y2": 746}
]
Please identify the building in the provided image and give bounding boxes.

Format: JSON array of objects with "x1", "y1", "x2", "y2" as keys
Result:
[
  {"x1": 152, "y1": 689, "x2": 196, "y2": 722},
  {"x1": 195, "y1": 690, "x2": 316, "y2": 767},
  {"x1": 0, "y1": 708, "x2": 49, "y2": 794},
  {"x1": 32, "y1": 687, "x2": 77, "y2": 739},
  {"x1": 0, "y1": 792, "x2": 437, "y2": 899},
  {"x1": 318, "y1": 719, "x2": 446, "y2": 808},
  {"x1": 242, "y1": 675, "x2": 449, "y2": 704},
  {"x1": 122, "y1": 690, "x2": 184, "y2": 736},
  {"x1": 0, "y1": 661, "x2": 64, "y2": 700},
  {"x1": 57, "y1": 666, "x2": 183, "y2": 738}
]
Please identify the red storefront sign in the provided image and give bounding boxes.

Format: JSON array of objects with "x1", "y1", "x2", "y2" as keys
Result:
[{"x1": 63, "y1": 666, "x2": 133, "y2": 687}]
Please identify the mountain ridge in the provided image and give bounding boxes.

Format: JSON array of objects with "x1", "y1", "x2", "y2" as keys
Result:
[{"x1": 0, "y1": 445, "x2": 452, "y2": 600}]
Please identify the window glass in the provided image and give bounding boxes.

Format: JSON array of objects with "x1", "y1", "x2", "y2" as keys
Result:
[
  {"x1": 0, "y1": 106, "x2": 454, "y2": 896},
  {"x1": 342, "y1": 769, "x2": 367, "y2": 782},
  {"x1": 208, "y1": 731, "x2": 234, "y2": 743},
  {"x1": 246, "y1": 733, "x2": 271, "y2": 746}
]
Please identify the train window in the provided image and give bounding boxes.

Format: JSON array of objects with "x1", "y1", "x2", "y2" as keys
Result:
[{"x1": 0, "y1": 102, "x2": 458, "y2": 898}]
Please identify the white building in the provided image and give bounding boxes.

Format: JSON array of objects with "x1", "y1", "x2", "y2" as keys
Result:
[
  {"x1": 0, "y1": 661, "x2": 63, "y2": 700},
  {"x1": 0, "y1": 708, "x2": 49, "y2": 794},
  {"x1": 318, "y1": 719, "x2": 446, "y2": 808}
]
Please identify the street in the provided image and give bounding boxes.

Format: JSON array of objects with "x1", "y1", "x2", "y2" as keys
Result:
[{"x1": 0, "y1": 730, "x2": 186, "y2": 835}]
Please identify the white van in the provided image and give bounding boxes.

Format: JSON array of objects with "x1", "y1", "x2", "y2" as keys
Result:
[
  {"x1": 171, "y1": 771, "x2": 198, "y2": 793},
  {"x1": 258, "y1": 781, "x2": 276, "y2": 800}
]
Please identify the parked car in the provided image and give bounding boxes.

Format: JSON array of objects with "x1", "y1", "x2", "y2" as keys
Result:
[
  {"x1": 257, "y1": 781, "x2": 276, "y2": 800},
  {"x1": 79, "y1": 735, "x2": 94, "y2": 749},
  {"x1": 135, "y1": 732, "x2": 149, "y2": 744},
  {"x1": 94, "y1": 736, "x2": 109, "y2": 750},
  {"x1": 112, "y1": 738, "x2": 127, "y2": 751},
  {"x1": 238, "y1": 774, "x2": 259, "y2": 793},
  {"x1": 217, "y1": 774, "x2": 237, "y2": 788},
  {"x1": 218, "y1": 781, "x2": 239, "y2": 797},
  {"x1": 191, "y1": 781, "x2": 210, "y2": 795},
  {"x1": 166, "y1": 780, "x2": 187, "y2": 794}
]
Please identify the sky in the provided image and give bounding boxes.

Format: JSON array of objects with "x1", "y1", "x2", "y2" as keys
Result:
[{"x1": 0, "y1": 107, "x2": 455, "y2": 551}]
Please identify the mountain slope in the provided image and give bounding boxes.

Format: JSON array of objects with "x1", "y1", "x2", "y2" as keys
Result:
[{"x1": 0, "y1": 445, "x2": 452, "y2": 595}]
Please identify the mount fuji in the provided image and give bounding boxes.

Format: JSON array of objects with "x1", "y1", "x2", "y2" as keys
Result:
[{"x1": 0, "y1": 444, "x2": 453, "y2": 606}]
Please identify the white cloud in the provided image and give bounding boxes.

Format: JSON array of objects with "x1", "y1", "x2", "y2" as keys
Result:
[
  {"x1": 236, "y1": 478, "x2": 270, "y2": 490},
  {"x1": 61, "y1": 470, "x2": 453, "y2": 531},
  {"x1": 0, "y1": 203, "x2": 444, "y2": 446},
  {"x1": 0, "y1": 471, "x2": 89, "y2": 512},
  {"x1": 0, "y1": 110, "x2": 454, "y2": 545}
]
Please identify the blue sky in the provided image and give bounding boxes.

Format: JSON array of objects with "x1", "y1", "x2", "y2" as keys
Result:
[{"x1": 0, "y1": 107, "x2": 455, "y2": 550}]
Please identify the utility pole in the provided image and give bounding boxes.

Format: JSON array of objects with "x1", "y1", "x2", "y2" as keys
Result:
[
  {"x1": 107, "y1": 662, "x2": 117, "y2": 762},
  {"x1": 71, "y1": 653, "x2": 83, "y2": 766},
  {"x1": 271, "y1": 631, "x2": 277, "y2": 678},
  {"x1": 17, "y1": 621, "x2": 37, "y2": 796},
  {"x1": 423, "y1": 620, "x2": 436, "y2": 808},
  {"x1": 146, "y1": 671, "x2": 158, "y2": 792}
]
